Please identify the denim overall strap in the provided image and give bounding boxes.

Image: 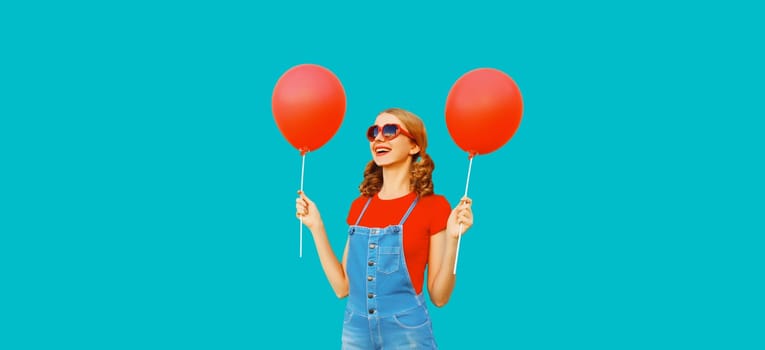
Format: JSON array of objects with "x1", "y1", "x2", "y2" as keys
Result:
[
  {"x1": 353, "y1": 197, "x2": 373, "y2": 226},
  {"x1": 398, "y1": 196, "x2": 419, "y2": 225}
]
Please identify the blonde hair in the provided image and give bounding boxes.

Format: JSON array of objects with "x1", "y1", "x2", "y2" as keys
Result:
[{"x1": 359, "y1": 108, "x2": 435, "y2": 197}]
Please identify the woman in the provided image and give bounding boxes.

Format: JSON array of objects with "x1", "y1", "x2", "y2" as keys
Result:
[{"x1": 296, "y1": 107, "x2": 474, "y2": 349}]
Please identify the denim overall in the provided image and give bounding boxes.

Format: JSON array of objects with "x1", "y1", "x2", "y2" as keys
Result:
[{"x1": 342, "y1": 197, "x2": 438, "y2": 349}]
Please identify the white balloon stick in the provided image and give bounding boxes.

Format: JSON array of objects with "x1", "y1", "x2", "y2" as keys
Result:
[
  {"x1": 453, "y1": 155, "x2": 474, "y2": 275},
  {"x1": 299, "y1": 152, "x2": 306, "y2": 258}
]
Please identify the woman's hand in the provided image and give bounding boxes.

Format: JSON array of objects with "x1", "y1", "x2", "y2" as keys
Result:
[
  {"x1": 296, "y1": 191, "x2": 324, "y2": 232},
  {"x1": 446, "y1": 196, "x2": 473, "y2": 240}
]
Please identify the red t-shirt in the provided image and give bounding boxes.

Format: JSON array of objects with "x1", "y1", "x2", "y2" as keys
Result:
[{"x1": 346, "y1": 192, "x2": 451, "y2": 295}]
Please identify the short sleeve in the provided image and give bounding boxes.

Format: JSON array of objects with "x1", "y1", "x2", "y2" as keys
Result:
[
  {"x1": 427, "y1": 195, "x2": 452, "y2": 235},
  {"x1": 346, "y1": 196, "x2": 368, "y2": 225}
]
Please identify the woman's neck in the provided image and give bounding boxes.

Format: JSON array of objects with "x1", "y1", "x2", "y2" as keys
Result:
[{"x1": 378, "y1": 162, "x2": 412, "y2": 200}]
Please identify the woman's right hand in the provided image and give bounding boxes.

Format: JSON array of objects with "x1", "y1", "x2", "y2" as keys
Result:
[{"x1": 296, "y1": 191, "x2": 323, "y2": 232}]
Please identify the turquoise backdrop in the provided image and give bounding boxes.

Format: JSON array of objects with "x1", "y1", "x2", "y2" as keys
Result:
[{"x1": 2, "y1": 1, "x2": 762, "y2": 349}]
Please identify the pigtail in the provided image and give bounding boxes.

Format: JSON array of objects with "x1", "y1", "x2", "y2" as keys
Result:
[
  {"x1": 410, "y1": 153, "x2": 435, "y2": 197},
  {"x1": 359, "y1": 160, "x2": 383, "y2": 196}
]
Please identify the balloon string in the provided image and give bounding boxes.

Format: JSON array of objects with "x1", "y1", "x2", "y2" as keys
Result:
[
  {"x1": 453, "y1": 156, "x2": 474, "y2": 275},
  {"x1": 299, "y1": 152, "x2": 306, "y2": 258}
]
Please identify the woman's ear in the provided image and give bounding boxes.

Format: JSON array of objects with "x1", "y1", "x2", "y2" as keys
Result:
[{"x1": 409, "y1": 144, "x2": 421, "y2": 156}]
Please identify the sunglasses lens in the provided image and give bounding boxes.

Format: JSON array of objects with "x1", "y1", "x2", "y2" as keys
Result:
[
  {"x1": 382, "y1": 124, "x2": 399, "y2": 139},
  {"x1": 366, "y1": 126, "x2": 377, "y2": 141}
]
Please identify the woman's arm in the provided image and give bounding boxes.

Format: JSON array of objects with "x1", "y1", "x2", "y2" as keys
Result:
[
  {"x1": 296, "y1": 192, "x2": 349, "y2": 298},
  {"x1": 427, "y1": 197, "x2": 473, "y2": 307}
]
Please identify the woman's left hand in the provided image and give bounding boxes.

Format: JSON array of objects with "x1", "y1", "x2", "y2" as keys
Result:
[{"x1": 446, "y1": 196, "x2": 473, "y2": 239}]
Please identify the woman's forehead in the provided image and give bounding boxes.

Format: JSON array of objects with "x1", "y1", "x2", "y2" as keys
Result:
[{"x1": 374, "y1": 112, "x2": 402, "y2": 125}]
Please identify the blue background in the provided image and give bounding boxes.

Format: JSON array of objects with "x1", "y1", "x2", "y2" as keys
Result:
[{"x1": 2, "y1": 1, "x2": 763, "y2": 349}]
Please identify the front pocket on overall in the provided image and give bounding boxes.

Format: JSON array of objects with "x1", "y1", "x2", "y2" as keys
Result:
[
  {"x1": 377, "y1": 246, "x2": 401, "y2": 274},
  {"x1": 393, "y1": 307, "x2": 431, "y2": 329}
]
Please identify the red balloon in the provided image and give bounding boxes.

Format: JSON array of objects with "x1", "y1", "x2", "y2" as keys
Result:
[
  {"x1": 272, "y1": 64, "x2": 346, "y2": 153},
  {"x1": 445, "y1": 68, "x2": 523, "y2": 156}
]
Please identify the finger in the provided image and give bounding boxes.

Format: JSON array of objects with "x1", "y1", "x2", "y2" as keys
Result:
[
  {"x1": 300, "y1": 193, "x2": 313, "y2": 205},
  {"x1": 296, "y1": 196, "x2": 311, "y2": 208},
  {"x1": 459, "y1": 211, "x2": 472, "y2": 223},
  {"x1": 296, "y1": 200, "x2": 309, "y2": 215},
  {"x1": 455, "y1": 206, "x2": 471, "y2": 216}
]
